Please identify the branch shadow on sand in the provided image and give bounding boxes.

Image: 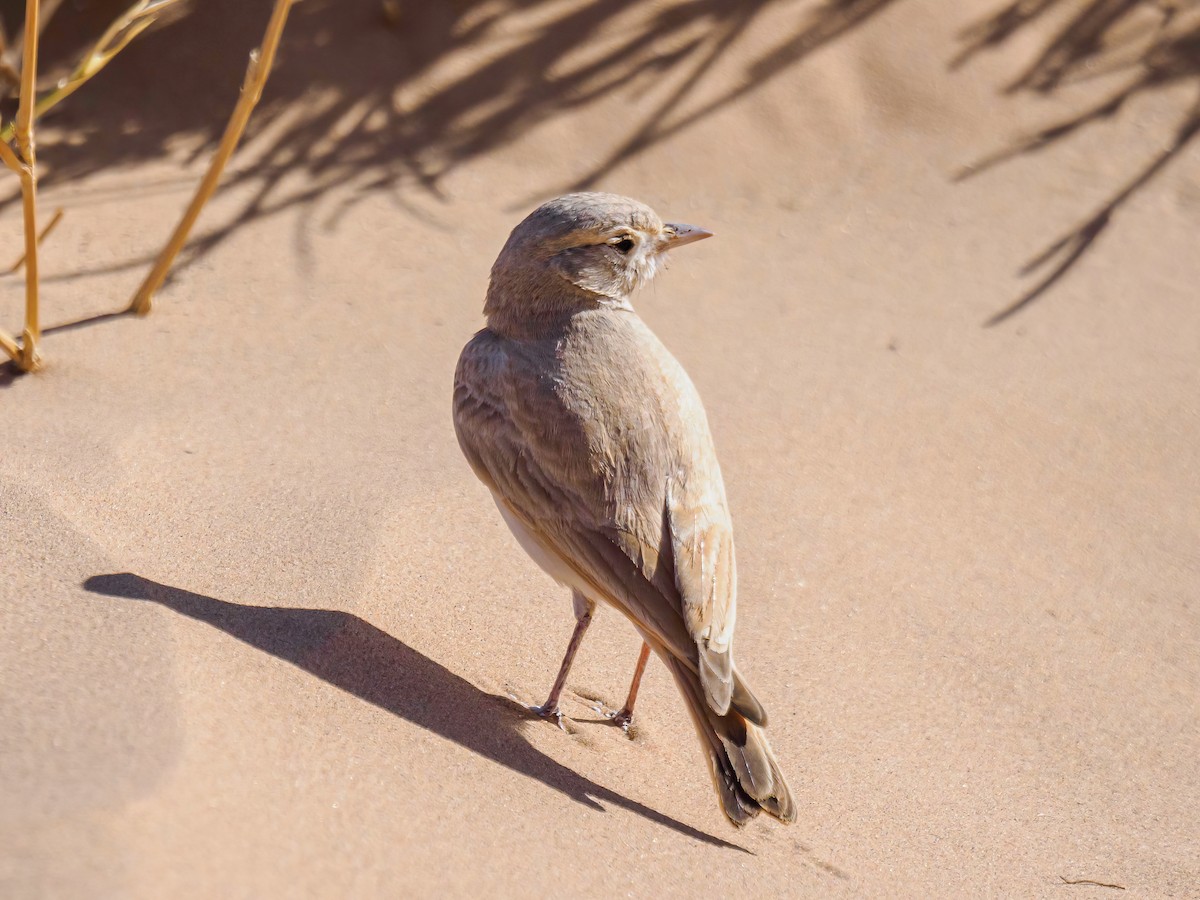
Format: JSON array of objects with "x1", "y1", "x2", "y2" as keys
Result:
[
  {"x1": 5, "y1": 2, "x2": 1193, "y2": 333},
  {"x1": 83, "y1": 572, "x2": 747, "y2": 852},
  {"x1": 2, "y1": 0, "x2": 898, "y2": 281},
  {"x1": 953, "y1": 0, "x2": 1200, "y2": 325}
]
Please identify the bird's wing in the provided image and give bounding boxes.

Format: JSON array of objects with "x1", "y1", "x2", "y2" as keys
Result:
[
  {"x1": 454, "y1": 326, "x2": 760, "y2": 722},
  {"x1": 664, "y1": 464, "x2": 740, "y2": 717},
  {"x1": 454, "y1": 331, "x2": 695, "y2": 655},
  {"x1": 653, "y1": 347, "x2": 768, "y2": 723}
]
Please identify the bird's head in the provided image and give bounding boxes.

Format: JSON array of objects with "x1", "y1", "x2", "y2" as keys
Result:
[{"x1": 483, "y1": 192, "x2": 712, "y2": 336}]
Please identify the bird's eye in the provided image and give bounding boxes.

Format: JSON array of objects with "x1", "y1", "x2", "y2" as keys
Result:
[{"x1": 612, "y1": 237, "x2": 635, "y2": 254}]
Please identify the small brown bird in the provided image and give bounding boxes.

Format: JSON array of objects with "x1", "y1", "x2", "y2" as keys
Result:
[{"x1": 452, "y1": 192, "x2": 794, "y2": 826}]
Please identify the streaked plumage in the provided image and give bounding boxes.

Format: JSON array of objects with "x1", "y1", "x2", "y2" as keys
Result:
[{"x1": 452, "y1": 192, "x2": 794, "y2": 826}]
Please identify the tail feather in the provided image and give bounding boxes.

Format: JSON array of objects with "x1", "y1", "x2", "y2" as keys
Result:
[
  {"x1": 663, "y1": 654, "x2": 795, "y2": 827},
  {"x1": 697, "y1": 648, "x2": 768, "y2": 727},
  {"x1": 730, "y1": 666, "x2": 768, "y2": 726}
]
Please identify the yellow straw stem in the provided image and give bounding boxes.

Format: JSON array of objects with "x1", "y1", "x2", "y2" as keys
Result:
[
  {"x1": 14, "y1": 0, "x2": 43, "y2": 370},
  {"x1": 129, "y1": 0, "x2": 295, "y2": 315},
  {"x1": 0, "y1": 327, "x2": 19, "y2": 361}
]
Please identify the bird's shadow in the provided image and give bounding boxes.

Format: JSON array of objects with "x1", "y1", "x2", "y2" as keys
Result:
[{"x1": 83, "y1": 572, "x2": 746, "y2": 852}]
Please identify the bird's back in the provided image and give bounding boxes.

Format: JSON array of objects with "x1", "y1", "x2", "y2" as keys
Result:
[{"x1": 453, "y1": 307, "x2": 728, "y2": 542}]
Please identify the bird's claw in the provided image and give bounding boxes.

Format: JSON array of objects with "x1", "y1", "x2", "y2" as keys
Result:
[
  {"x1": 604, "y1": 706, "x2": 634, "y2": 731},
  {"x1": 528, "y1": 702, "x2": 567, "y2": 731}
]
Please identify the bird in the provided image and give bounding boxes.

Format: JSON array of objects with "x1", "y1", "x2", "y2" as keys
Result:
[{"x1": 452, "y1": 192, "x2": 795, "y2": 827}]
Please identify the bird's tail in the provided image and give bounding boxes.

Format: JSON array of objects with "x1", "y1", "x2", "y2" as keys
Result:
[{"x1": 662, "y1": 654, "x2": 796, "y2": 827}]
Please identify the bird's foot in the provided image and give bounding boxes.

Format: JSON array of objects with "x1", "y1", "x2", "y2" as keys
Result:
[
  {"x1": 528, "y1": 702, "x2": 568, "y2": 731},
  {"x1": 600, "y1": 705, "x2": 634, "y2": 732},
  {"x1": 584, "y1": 695, "x2": 636, "y2": 732}
]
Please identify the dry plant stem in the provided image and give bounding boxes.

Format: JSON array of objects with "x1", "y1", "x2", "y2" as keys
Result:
[
  {"x1": 0, "y1": 323, "x2": 18, "y2": 361},
  {"x1": 2, "y1": 0, "x2": 179, "y2": 365},
  {"x1": 0, "y1": 204, "x2": 58, "y2": 356},
  {"x1": 3, "y1": 0, "x2": 43, "y2": 370},
  {"x1": 0, "y1": 0, "x2": 191, "y2": 144},
  {"x1": 129, "y1": 0, "x2": 296, "y2": 316}
]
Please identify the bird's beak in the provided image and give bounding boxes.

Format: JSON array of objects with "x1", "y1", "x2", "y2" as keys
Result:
[{"x1": 662, "y1": 222, "x2": 713, "y2": 249}]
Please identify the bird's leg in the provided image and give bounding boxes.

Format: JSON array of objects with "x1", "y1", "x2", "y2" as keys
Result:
[
  {"x1": 611, "y1": 641, "x2": 651, "y2": 728},
  {"x1": 529, "y1": 591, "x2": 594, "y2": 722}
]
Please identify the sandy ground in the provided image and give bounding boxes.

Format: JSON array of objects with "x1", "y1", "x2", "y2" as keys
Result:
[{"x1": 2, "y1": 1, "x2": 1198, "y2": 896}]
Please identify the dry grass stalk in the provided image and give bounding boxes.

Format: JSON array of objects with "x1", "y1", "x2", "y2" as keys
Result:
[
  {"x1": 0, "y1": 0, "x2": 44, "y2": 371},
  {"x1": 2, "y1": 0, "x2": 188, "y2": 370},
  {"x1": 129, "y1": 0, "x2": 297, "y2": 315},
  {"x1": 0, "y1": 0, "x2": 190, "y2": 144},
  {"x1": 2, "y1": 0, "x2": 298, "y2": 365}
]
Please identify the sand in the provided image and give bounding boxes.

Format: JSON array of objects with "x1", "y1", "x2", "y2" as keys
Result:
[{"x1": 2, "y1": 0, "x2": 1198, "y2": 896}]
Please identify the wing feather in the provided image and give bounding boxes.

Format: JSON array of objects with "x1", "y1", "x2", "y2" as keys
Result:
[{"x1": 454, "y1": 320, "x2": 755, "y2": 721}]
